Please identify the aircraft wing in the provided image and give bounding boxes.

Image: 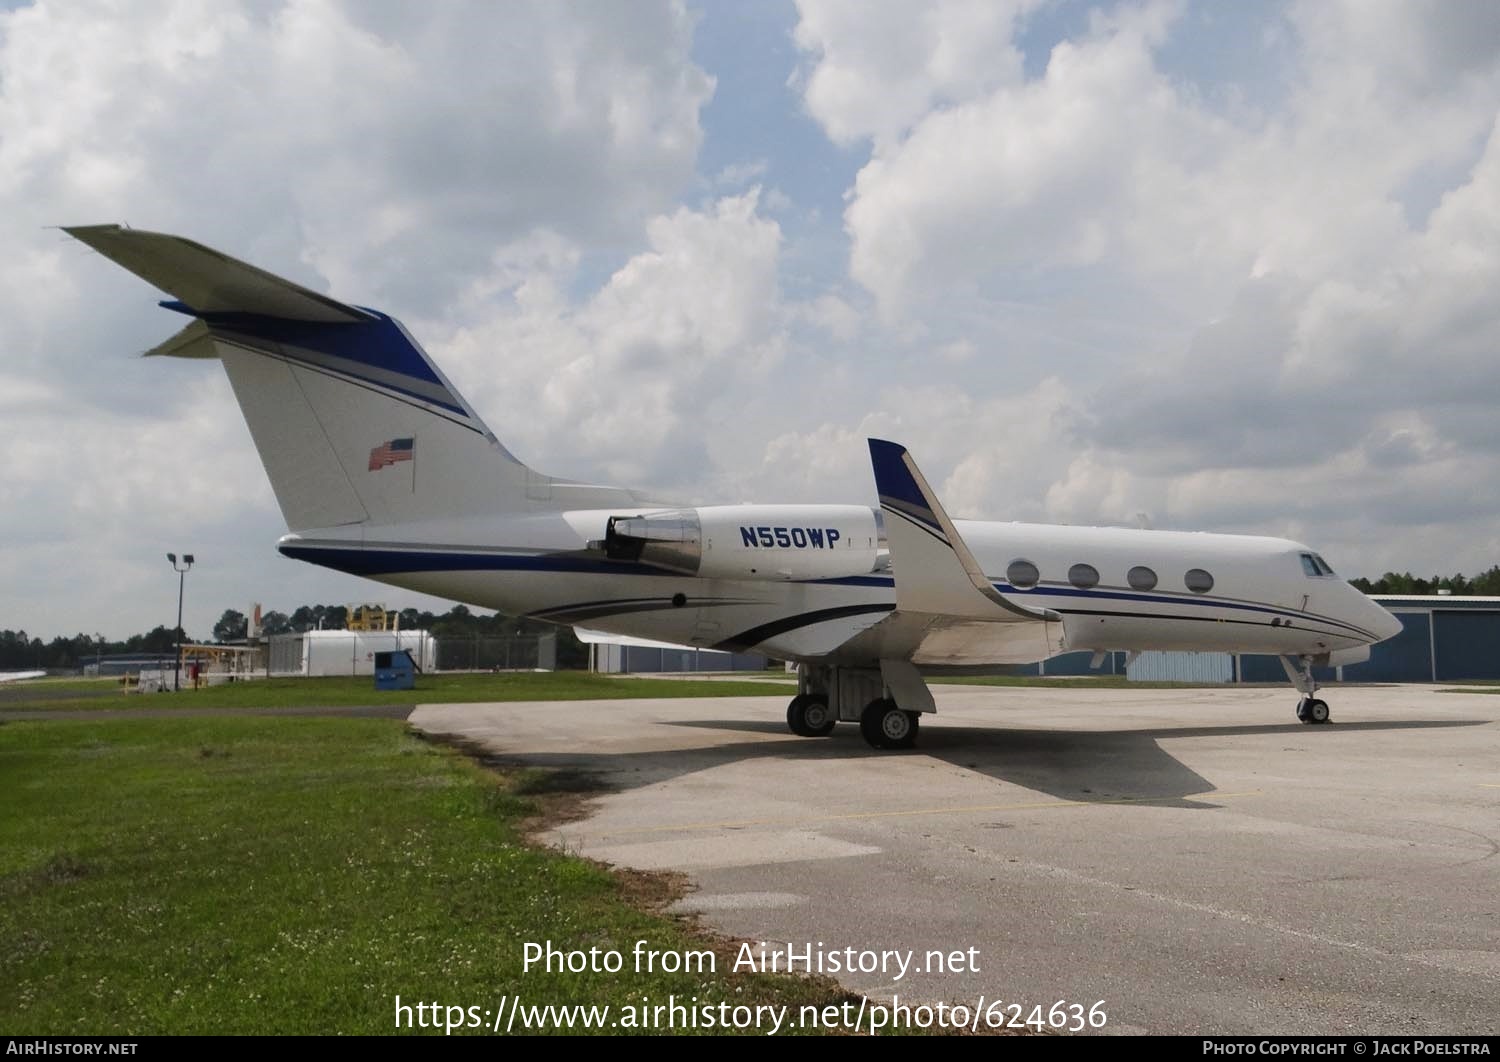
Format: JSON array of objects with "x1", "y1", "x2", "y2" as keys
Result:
[
  {"x1": 848, "y1": 439, "x2": 1064, "y2": 667},
  {"x1": 573, "y1": 627, "x2": 708, "y2": 653}
]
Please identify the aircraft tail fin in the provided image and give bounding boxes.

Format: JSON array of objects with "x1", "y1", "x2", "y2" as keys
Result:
[{"x1": 66, "y1": 225, "x2": 640, "y2": 532}]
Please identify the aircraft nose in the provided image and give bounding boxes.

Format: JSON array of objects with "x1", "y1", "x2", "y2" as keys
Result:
[{"x1": 1368, "y1": 601, "x2": 1404, "y2": 643}]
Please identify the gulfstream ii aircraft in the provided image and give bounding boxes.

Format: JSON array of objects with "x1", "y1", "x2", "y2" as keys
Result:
[{"x1": 69, "y1": 225, "x2": 1403, "y2": 749}]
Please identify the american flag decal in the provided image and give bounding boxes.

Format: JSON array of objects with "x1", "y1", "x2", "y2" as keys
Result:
[{"x1": 368, "y1": 437, "x2": 414, "y2": 471}]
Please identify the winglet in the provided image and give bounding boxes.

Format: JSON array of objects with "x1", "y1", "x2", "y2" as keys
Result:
[
  {"x1": 869, "y1": 438, "x2": 947, "y2": 539},
  {"x1": 869, "y1": 438, "x2": 1053, "y2": 622}
]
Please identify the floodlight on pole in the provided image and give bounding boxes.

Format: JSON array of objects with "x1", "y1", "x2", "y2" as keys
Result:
[{"x1": 168, "y1": 553, "x2": 194, "y2": 692}]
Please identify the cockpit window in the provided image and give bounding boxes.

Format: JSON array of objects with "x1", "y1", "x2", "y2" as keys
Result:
[{"x1": 1300, "y1": 553, "x2": 1335, "y2": 577}]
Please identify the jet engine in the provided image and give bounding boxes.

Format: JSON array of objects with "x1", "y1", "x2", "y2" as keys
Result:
[{"x1": 601, "y1": 504, "x2": 884, "y2": 580}]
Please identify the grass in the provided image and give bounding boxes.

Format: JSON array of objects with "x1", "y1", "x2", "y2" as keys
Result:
[
  {"x1": 0, "y1": 672, "x2": 795, "y2": 712},
  {"x1": 0, "y1": 716, "x2": 854, "y2": 1035},
  {"x1": 3, "y1": 678, "x2": 118, "y2": 694}
]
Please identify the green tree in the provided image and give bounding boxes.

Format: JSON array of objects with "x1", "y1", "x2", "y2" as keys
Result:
[
  {"x1": 213, "y1": 609, "x2": 248, "y2": 643},
  {"x1": 288, "y1": 605, "x2": 323, "y2": 632},
  {"x1": 259, "y1": 611, "x2": 292, "y2": 636},
  {"x1": 125, "y1": 626, "x2": 184, "y2": 653}
]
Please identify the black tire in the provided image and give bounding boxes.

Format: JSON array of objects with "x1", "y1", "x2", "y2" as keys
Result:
[
  {"x1": 787, "y1": 694, "x2": 813, "y2": 736},
  {"x1": 1306, "y1": 698, "x2": 1330, "y2": 724},
  {"x1": 802, "y1": 695, "x2": 835, "y2": 736},
  {"x1": 860, "y1": 698, "x2": 919, "y2": 750},
  {"x1": 1295, "y1": 697, "x2": 1311, "y2": 722},
  {"x1": 787, "y1": 693, "x2": 835, "y2": 737}
]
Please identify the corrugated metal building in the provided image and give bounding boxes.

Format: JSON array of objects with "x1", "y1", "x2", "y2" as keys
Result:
[{"x1": 591, "y1": 642, "x2": 769, "y2": 673}]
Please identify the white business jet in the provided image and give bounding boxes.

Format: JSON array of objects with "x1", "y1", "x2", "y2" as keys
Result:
[{"x1": 67, "y1": 226, "x2": 1402, "y2": 749}]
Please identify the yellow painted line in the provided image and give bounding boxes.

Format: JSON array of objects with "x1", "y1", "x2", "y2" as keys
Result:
[
  {"x1": 586, "y1": 789, "x2": 1265, "y2": 837},
  {"x1": 1480, "y1": 784, "x2": 1500, "y2": 789}
]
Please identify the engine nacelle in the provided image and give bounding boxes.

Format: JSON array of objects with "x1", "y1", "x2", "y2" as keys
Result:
[{"x1": 604, "y1": 504, "x2": 883, "y2": 580}]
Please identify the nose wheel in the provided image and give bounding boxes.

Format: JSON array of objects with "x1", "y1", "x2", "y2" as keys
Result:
[
  {"x1": 1282, "y1": 655, "x2": 1332, "y2": 725},
  {"x1": 1296, "y1": 697, "x2": 1330, "y2": 724}
]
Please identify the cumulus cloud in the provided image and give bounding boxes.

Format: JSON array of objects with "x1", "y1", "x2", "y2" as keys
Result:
[
  {"x1": 793, "y1": 0, "x2": 1040, "y2": 147},
  {"x1": 787, "y1": 0, "x2": 1500, "y2": 579},
  {"x1": 14, "y1": 0, "x2": 1500, "y2": 644},
  {"x1": 2, "y1": 0, "x2": 713, "y2": 636},
  {"x1": 0, "y1": 0, "x2": 712, "y2": 316},
  {"x1": 417, "y1": 190, "x2": 785, "y2": 492}
]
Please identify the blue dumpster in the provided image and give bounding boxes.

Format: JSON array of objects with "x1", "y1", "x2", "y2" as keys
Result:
[{"x1": 374, "y1": 649, "x2": 417, "y2": 691}]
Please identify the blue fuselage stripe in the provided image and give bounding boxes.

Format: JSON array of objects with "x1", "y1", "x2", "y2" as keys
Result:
[{"x1": 279, "y1": 544, "x2": 1367, "y2": 637}]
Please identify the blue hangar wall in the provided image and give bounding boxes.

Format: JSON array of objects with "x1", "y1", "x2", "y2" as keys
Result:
[
  {"x1": 1337, "y1": 597, "x2": 1500, "y2": 682},
  {"x1": 1014, "y1": 597, "x2": 1500, "y2": 683}
]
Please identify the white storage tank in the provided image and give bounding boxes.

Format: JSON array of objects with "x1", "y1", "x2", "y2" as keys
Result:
[{"x1": 297, "y1": 630, "x2": 436, "y2": 677}]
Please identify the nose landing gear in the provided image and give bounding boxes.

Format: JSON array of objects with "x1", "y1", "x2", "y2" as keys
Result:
[
  {"x1": 1295, "y1": 697, "x2": 1330, "y2": 724},
  {"x1": 1282, "y1": 656, "x2": 1332, "y2": 725}
]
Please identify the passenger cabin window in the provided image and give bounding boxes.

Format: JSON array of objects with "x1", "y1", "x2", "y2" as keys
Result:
[
  {"x1": 1068, "y1": 563, "x2": 1099, "y2": 589},
  {"x1": 1127, "y1": 565, "x2": 1158, "y2": 591},
  {"x1": 1184, "y1": 568, "x2": 1214, "y2": 593},
  {"x1": 1007, "y1": 559, "x2": 1040, "y2": 589}
]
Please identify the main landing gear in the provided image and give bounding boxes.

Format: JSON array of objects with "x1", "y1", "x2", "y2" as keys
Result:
[
  {"x1": 1281, "y1": 655, "x2": 1332, "y2": 725},
  {"x1": 786, "y1": 693, "x2": 836, "y2": 737},
  {"x1": 859, "y1": 698, "x2": 920, "y2": 750},
  {"x1": 784, "y1": 664, "x2": 932, "y2": 750}
]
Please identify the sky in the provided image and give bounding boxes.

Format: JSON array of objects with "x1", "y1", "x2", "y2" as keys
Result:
[{"x1": 4, "y1": 0, "x2": 1500, "y2": 641}]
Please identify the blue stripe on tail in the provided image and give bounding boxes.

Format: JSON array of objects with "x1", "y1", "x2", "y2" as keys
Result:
[{"x1": 161, "y1": 300, "x2": 466, "y2": 415}]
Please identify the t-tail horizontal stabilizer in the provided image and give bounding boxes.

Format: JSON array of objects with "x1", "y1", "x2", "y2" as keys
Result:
[{"x1": 63, "y1": 225, "x2": 374, "y2": 323}]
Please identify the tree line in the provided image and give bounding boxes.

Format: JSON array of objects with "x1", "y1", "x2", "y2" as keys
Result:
[
  {"x1": 1346, "y1": 565, "x2": 1500, "y2": 596},
  {"x1": 2, "y1": 602, "x2": 587, "y2": 671}
]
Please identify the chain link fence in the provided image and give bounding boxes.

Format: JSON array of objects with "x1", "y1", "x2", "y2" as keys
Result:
[
  {"x1": 433, "y1": 633, "x2": 557, "y2": 672},
  {"x1": 263, "y1": 631, "x2": 560, "y2": 675}
]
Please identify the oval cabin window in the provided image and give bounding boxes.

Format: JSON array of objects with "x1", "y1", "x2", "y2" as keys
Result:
[
  {"x1": 1127, "y1": 565, "x2": 1158, "y2": 591},
  {"x1": 1007, "y1": 559, "x2": 1040, "y2": 589},
  {"x1": 1068, "y1": 563, "x2": 1100, "y2": 589},
  {"x1": 1184, "y1": 568, "x2": 1214, "y2": 593}
]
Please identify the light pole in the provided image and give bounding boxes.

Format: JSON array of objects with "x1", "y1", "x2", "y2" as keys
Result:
[{"x1": 167, "y1": 553, "x2": 194, "y2": 692}]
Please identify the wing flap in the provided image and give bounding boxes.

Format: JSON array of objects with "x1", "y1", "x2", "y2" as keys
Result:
[{"x1": 573, "y1": 627, "x2": 704, "y2": 652}]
